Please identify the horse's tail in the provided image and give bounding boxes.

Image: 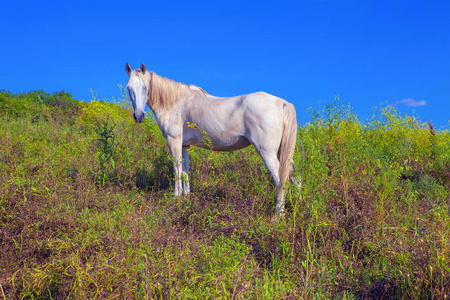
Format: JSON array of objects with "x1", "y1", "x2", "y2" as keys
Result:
[{"x1": 279, "y1": 103, "x2": 297, "y2": 191}]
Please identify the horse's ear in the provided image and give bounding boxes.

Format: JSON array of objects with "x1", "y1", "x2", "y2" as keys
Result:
[
  {"x1": 126, "y1": 63, "x2": 132, "y2": 76},
  {"x1": 140, "y1": 63, "x2": 147, "y2": 74}
]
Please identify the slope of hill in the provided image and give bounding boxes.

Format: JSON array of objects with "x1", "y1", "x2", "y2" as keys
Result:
[{"x1": 0, "y1": 90, "x2": 449, "y2": 298}]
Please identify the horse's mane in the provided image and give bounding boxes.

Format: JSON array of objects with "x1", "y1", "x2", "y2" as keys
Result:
[{"x1": 146, "y1": 72, "x2": 208, "y2": 111}]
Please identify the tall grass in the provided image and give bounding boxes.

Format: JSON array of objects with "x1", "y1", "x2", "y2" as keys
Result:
[{"x1": 0, "y1": 90, "x2": 449, "y2": 299}]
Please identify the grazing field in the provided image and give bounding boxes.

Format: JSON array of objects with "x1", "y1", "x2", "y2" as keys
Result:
[{"x1": 0, "y1": 90, "x2": 449, "y2": 299}]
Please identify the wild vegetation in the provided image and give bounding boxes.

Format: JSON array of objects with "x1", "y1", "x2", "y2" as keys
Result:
[{"x1": 0, "y1": 89, "x2": 449, "y2": 299}]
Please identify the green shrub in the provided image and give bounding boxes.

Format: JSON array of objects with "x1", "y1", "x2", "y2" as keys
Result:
[{"x1": 0, "y1": 90, "x2": 82, "y2": 122}]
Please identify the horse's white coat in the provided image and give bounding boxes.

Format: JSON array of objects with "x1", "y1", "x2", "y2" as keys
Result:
[{"x1": 126, "y1": 63, "x2": 297, "y2": 216}]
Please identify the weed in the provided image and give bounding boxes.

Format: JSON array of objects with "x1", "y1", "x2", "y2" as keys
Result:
[
  {"x1": 0, "y1": 91, "x2": 449, "y2": 299},
  {"x1": 94, "y1": 116, "x2": 118, "y2": 186}
]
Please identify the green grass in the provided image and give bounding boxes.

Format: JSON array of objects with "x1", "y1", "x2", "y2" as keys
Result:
[{"x1": 0, "y1": 91, "x2": 449, "y2": 299}]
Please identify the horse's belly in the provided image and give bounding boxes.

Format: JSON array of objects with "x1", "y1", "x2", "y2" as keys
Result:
[
  {"x1": 211, "y1": 136, "x2": 251, "y2": 151},
  {"x1": 188, "y1": 135, "x2": 250, "y2": 151}
]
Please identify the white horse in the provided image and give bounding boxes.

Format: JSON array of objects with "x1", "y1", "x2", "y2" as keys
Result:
[{"x1": 125, "y1": 63, "x2": 297, "y2": 216}]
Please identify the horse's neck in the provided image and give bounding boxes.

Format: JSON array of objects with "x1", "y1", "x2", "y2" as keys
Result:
[
  {"x1": 148, "y1": 97, "x2": 183, "y2": 137},
  {"x1": 149, "y1": 103, "x2": 173, "y2": 125},
  {"x1": 147, "y1": 72, "x2": 185, "y2": 111},
  {"x1": 146, "y1": 83, "x2": 209, "y2": 136}
]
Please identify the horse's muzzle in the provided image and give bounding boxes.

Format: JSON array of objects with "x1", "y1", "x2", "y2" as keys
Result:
[{"x1": 133, "y1": 110, "x2": 147, "y2": 123}]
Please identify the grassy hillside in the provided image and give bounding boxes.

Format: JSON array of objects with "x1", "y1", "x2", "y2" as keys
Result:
[{"x1": 0, "y1": 90, "x2": 449, "y2": 299}]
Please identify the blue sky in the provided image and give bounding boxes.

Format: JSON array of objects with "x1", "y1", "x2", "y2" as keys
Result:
[{"x1": 1, "y1": 0, "x2": 449, "y2": 128}]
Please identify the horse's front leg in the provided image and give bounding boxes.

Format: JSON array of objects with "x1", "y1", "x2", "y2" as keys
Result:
[
  {"x1": 181, "y1": 146, "x2": 190, "y2": 196},
  {"x1": 167, "y1": 136, "x2": 183, "y2": 197}
]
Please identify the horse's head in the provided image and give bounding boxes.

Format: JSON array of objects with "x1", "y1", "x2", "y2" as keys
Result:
[{"x1": 126, "y1": 63, "x2": 149, "y2": 123}]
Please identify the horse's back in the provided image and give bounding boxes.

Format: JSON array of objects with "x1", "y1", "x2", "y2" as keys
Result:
[{"x1": 239, "y1": 92, "x2": 290, "y2": 126}]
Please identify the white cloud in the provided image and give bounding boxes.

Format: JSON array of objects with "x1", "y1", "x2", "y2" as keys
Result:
[{"x1": 390, "y1": 98, "x2": 427, "y2": 107}]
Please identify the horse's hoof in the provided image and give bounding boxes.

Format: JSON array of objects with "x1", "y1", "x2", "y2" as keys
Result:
[{"x1": 271, "y1": 211, "x2": 286, "y2": 223}]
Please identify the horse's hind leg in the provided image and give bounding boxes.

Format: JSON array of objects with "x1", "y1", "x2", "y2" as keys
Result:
[
  {"x1": 181, "y1": 147, "x2": 190, "y2": 196},
  {"x1": 257, "y1": 149, "x2": 285, "y2": 215},
  {"x1": 290, "y1": 162, "x2": 302, "y2": 190}
]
